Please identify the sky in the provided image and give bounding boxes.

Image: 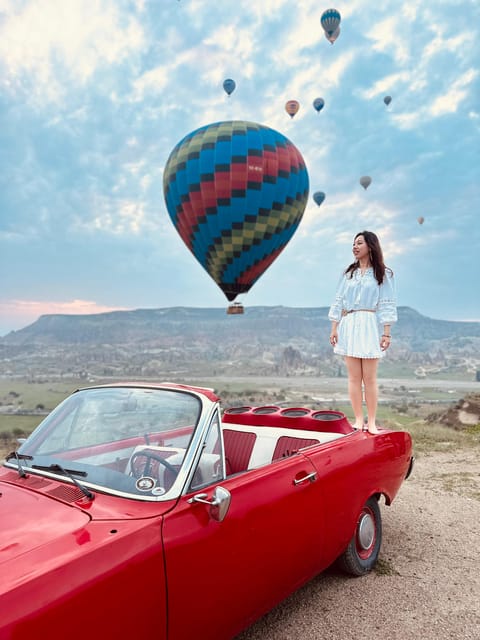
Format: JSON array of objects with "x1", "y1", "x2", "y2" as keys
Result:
[{"x1": 1, "y1": 0, "x2": 479, "y2": 337}]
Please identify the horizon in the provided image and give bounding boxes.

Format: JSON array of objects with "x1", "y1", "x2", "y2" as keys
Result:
[
  {"x1": 2, "y1": 303, "x2": 479, "y2": 339},
  {"x1": 1, "y1": 1, "x2": 479, "y2": 336}
]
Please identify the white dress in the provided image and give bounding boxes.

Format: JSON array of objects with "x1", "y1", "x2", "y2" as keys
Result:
[{"x1": 328, "y1": 267, "x2": 397, "y2": 359}]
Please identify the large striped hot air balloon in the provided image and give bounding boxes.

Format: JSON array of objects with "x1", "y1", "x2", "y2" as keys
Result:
[{"x1": 163, "y1": 120, "x2": 309, "y2": 304}]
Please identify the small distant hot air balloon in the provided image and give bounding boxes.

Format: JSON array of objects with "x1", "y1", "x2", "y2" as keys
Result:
[
  {"x1": 313, "y1": 191, "x2": 326, "y2": 206},
  {"x1": 417, "y1": 216, "x2": 424, "y2": 225},
  {"x1": 360, "y1": 176, "x2": 372, "y2": 190},
  {"x1": 313, "y1": 98, "x2": 325, "y2": 113},
  {"x1": 325, "y1": 26, "x2": 340, "y2": 44},
  {"x1": 223, "y1": 78, "x2": 236, "y2": 96},
  {"x1": 321, "y1": 8, "x2": 341, "y2": 36},
  {"x1": 285, "y1": 100, "x2": 300, "y2": 118},
  {"x1": 163, "y1": 120, "x2": 310, "y2": 307},
  {"x1": 384, "y1": 95, "x2": 392, "y2": 106}
]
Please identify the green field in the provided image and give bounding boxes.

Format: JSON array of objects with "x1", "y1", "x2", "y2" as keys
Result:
[
  {"x1": 1, "y1": 376, "x2": 478, "y2": 455},
  {"x1": 0, "y1": 379, "x2": 80, "y2": 439}
]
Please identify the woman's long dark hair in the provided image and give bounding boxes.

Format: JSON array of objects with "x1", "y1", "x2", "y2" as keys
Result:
[{"x1": 345, "y1": 230, "x2": 392, "y2": 285}]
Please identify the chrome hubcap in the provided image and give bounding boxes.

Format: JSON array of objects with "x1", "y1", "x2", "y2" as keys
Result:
[{"x1": 358, "y1": 513, "x2": 375, "y2": 550}]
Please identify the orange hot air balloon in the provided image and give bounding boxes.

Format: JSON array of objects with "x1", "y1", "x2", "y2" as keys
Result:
[{"x1": 285, "y1": 100, "x2": 300, "y2": 118}]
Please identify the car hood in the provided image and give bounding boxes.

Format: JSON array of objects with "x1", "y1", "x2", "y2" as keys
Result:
[{"x1": 0, "y1": 481, "x2": 91, "y2": 565}]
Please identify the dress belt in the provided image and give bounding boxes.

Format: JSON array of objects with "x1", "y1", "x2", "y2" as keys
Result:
[{"x1": 342, "y1": 308, "x2": 376, "y2": 316}]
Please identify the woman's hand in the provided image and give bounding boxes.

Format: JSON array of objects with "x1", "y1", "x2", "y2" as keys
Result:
[
  {"x1": 380, "y1": 334, "x2": 391, "y2": 351},
  {"x1": 330, "y1": 330, "x2": 338, "y2": 347}
]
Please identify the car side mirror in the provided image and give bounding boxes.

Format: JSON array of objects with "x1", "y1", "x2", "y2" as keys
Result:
[{"x1": 188, "y1": 486, "x2": 231, "y2": 522}]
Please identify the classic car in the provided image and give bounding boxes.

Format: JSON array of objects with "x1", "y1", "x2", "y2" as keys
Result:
[{"x1": 0, "y1": 382, "x2": 413, "y2": 639}]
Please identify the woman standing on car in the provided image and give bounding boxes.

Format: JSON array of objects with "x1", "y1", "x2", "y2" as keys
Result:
[{"x1": 328, "y1": 231, "x2": 397, "y2": 433}]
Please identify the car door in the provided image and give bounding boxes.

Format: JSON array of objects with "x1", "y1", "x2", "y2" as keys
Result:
[{"x1": 162, "y1": 416, "x2": 325, "y2": 640}]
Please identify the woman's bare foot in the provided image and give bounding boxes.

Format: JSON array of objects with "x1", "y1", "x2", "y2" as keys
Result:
[
  {"x1": 352, "y1": 421, "x2": 364, "y2": 431},
  {"x1": 367, "y1": 423, "x2": 379, "y2": 434}
]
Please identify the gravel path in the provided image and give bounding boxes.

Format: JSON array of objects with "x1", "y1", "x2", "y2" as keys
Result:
[{"x1": 236, "y1": 449, "x2": 480, "y2": 640}]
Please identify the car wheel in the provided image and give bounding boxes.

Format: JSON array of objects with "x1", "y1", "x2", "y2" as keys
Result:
[{"x1": 337, "y1": 496, "x2": 382, "y2": 576}]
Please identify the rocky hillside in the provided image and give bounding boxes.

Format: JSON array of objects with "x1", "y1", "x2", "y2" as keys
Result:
[
  {"x1": 428, "y1": 393, "x2": 480, "y2": 430},
  {"x1": 0, "y1": 306, "x2": 479, "y2": 380}
]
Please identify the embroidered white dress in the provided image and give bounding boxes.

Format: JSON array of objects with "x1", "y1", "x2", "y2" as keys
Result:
[{"x1": 328, "y1": 268, "x2": 397, "y2": 359}]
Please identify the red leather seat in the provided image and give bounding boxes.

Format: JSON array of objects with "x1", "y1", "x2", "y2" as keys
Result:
[
  {"x1": 272, "y1": 436, "x2": 319, "y2": 461},
  {"x1": 223, "y1": 429, "x2": 257, "y2": 475}
]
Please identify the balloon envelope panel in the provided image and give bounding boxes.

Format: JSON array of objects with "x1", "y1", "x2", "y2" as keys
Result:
[
  {"x1": 320, "y1": 9, "x2": 341, "y2": 35},
  {"x1": 163, "y1": 121, "x2": 309, "y2": 301}
]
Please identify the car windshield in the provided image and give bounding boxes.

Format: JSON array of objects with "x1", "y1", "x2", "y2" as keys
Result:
[{"x1": 13, "y1": 386, "x2": 203, "y2": 500}]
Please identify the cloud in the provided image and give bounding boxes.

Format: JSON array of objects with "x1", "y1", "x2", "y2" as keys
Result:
[
  {"x1": 360, "y1": 71, "x2": 411, "y2": 100},
  {"x1": 429, "y1": 68, "x2": 478, "y2": 116},
  {"x1": 0, "y1": 298, "x2": 131, "y2": 334},
  {"x1": 365, "y1": 15, "x2": 411, "y2": 66},
  {"x1": 391, "y1": 66, "x2": 479, "y2": 129},
  {"x1": 0, "y1": 0, "x2": 145, "y2": 105},
  {"x1": 72, "y1": 196, "x2": 154, "y2": 235},
  {"x1": 132, "y1": 65, "x2": 170, "y2": 100}
]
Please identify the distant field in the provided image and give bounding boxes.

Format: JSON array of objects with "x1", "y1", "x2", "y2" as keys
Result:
[
  {"x1": 0, "y1": 379, "x2": 79, "y2": 409},
  {"x1": 1, "y1": 375, "x2": 478, "y2": 454},
  {"x1": 0, "y1": 377, "x2": 480, "y2": 444},
  {"x1": 0, "y1": 379, "x2": 80, "y2": 438}
]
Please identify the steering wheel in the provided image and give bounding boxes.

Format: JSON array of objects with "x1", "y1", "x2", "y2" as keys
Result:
[{"x1": 130, "y1": 450, "x2": 179, "y2": 480}]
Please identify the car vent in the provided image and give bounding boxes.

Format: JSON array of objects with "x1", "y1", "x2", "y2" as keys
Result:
[
  {"x1": 2, "y1": 470, "x2": 20, "y2": 482},
  {"x1": 23, "y1": 476, "x2": 54, "y2": 489},
  {"x1": 1, "y1": 471, "x2": 54, "y2": 489},
  {"x1": 46, "y1": 485, "x2": 86, "y2": 503}
]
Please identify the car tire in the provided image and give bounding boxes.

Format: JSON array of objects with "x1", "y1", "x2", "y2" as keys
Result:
[{"x1": 337, "y1": 496, "x2": 382, "y2": 576}]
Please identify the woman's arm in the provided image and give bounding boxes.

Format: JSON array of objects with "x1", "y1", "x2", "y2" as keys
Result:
[
  {"x1": 377, "y1": 271, "x2": 397, "y2": 325},
  {"x1": 330, "y1": 320, "x2": 339, "y2": 346},
  {"x1": 328, "y1": 272, "x2": 347, "y2": 322}
]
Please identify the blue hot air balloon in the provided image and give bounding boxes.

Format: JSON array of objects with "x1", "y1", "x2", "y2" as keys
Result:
[
  {"x1": 223, "y1": 78, "x2": 236, "y2": 96},
  {"x1": 384, "y1": 95, "x2": 392, "y2": 106},
  {"x1": 313, "y1": 98, "x2": 325, "y2": 113},
  {"x1": 321, "y1": 8, "x2": 341, "y2": 36},
  {"x1": 163, "y1": 121, "x2": 310, "y2": 303},
  {"x1": 313, "y1": 191, "x2": 325, "y2": 206}
]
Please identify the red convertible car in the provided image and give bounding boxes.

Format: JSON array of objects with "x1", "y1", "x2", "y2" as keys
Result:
[{"x1": 0, "y1": 382, "x2": 413, "y2": 639}]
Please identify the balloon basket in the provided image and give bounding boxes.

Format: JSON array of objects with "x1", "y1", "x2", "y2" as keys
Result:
[{"x1": 227, "y1": 302, "x2": 244, "y2": 315}]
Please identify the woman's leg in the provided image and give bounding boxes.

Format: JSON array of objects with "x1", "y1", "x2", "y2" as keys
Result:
[
  {"x1": 344, "y1": 356, "x2": 364, "y2": 429},
  {"x1": 362, "y1": 358, "x2": 379, "y2": 433}
]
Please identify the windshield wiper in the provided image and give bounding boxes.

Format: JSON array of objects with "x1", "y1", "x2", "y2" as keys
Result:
[
  {"x1": 5, "y1": 452, "x2": 33, "y2": 478},
  {"x1": 32, "y1": 463, "x2": 95, "y2": 501}
]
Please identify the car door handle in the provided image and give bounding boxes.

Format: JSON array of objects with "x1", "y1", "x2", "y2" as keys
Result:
[{"x1": 293, "y1": 472, "x2": 317, "y2": 485}]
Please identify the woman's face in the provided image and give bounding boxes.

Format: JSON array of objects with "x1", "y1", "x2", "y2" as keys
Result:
[{"x1": 352, "y1": 235, "x2": 369, "y2": 261}]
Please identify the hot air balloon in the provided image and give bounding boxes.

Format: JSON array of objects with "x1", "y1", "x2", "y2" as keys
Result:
[
  {"x1": 163, "y1": 120, "x2": 310, "y2": 306},
  {"x1": 321, "y1": 8, "x2": 341, "y2": 36},
  {"x1": 360, "y1": 176, "x2": 372, "y2": 190},
  {"x1": 285, "y1": 100, "x2": 300, "y2": 118},
  {"x1": 417, "y1": 216, "x2": 424, "y2": 225},
  {"x1": 223, "y1": 78, "x2": 236, "y2": 96},
  {"x1": 324, "y1": 26, "x2": 340, "y2": 44},
  {"x1": 384, "y1": 95, "x2": 392, "y2": 106},
  {"x1": 313, "y1": 191, "x2": 325, "y2": 206},
  {"x1": 313, "y1": 97, "x2": 325, "y2": 113}
]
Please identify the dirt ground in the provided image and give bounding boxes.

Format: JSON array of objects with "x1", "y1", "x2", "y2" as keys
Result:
[{"x1": 236, "y1": 448, "x2": 480, "y2": 640}]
